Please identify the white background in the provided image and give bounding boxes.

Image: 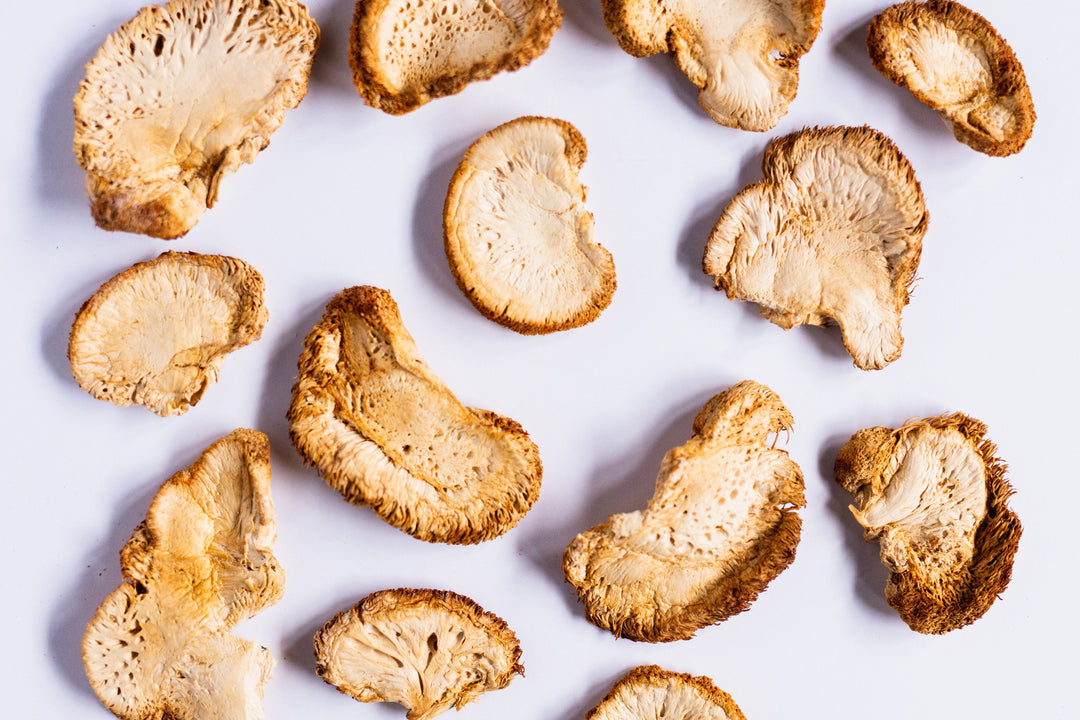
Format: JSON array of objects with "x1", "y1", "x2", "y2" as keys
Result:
[{"x1": 2, "y1": 0, "x2": 1078, "y2": 717}]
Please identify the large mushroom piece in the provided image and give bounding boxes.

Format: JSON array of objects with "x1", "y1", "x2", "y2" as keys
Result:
[
  {"x1": 287, "y1": 286, "x2": 542, "y2": 544},
  {"x1": 702, "y1": 126, "x2": 928, "y2": 371},
  {"x1": 835, "y1": 413, "x2": 1022, "y2": 633},
  {"x1": 586, "y1": 665, "x2": 747, "y2": 720},
  {"x1": 74, "y1": 0, "x2": 319, "y2": 239},
  {"x1": 563, "y1": 381, "x2": 805, "y2": 642},
  {"x1": 82, "y1": 429, "x2": 284, "y2": 720}
]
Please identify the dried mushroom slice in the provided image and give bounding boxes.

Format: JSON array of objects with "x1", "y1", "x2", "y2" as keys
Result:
[
  {"x1": 350, "y1": 0, "x2": 562, "y2": 114},
  {"x1": 563, "y1": 381, "x2": 805, "y2": 642},
  {"x1": 835, "y1": 413, "x2": 1021, "y2": 634},
  {"x1": 703, "y1": 126, "x2": 928, "y2": 371},
  {"x1": 83, "y1": 429, "x2": 284, "y2": 720},
  {"x1": 287, "y1": 286, "x2": 542, "y2": 544},
  {"x1": 74, "y1": 0, "x2": 319, "y2": 238},
  {"x1": 68, "y1": 251, "x2": 268, "y2": 416},
  {"x1": 315, "y1": 589, "x2": 523, "y2": 720},
  {"x1": 868, "y1": 1, "x2": 1035, "y2": 156},
  {"x1": 444, "y1": 116, "x2": 616, "y2": 334},
  {"x1": 586, "y1": 665, "x2": 747, "y2": 720}
]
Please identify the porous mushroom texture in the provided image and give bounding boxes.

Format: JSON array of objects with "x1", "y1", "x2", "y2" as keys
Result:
[
  {"x1": 563, "y1": 381, "x2": 805, "y2": 642},
  {"x1": 868, "y1": 0, "x2": 1035, "y2": 156},
  {"x1": 444, "y1": 116, "x2": 616, "y2": 334},
  {"x1": 350, "y1": 0, "x2": 562, "y2": 114},
  {"x1": 73, "y1": 0, "x2": 319, "y2": 238},
  {"x1": 287, "y1": 286, "x2": 542, "y2": 544},
  {"x1": 702, "y1": 126, "x2": 928, "y2": 371},
  {"x1": 314, "y1": 589, "x2": 523, "y2": 720},
  {"x1": 586, "y1": 665, "x2": 747, "y2": 720},
  {"x1": 82, "y1": 429, "x2": 284, "y2": 720},
  {"x1": 834, "y1": 413, "x2": 1022, "y2": 633},
  {"x1": 68, "y1": 251, "x2": 268, "y2": 416}
]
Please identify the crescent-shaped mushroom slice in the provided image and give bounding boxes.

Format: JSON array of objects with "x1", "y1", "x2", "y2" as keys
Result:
[
  {"x1": 834, "y1": 413, "x2": 1021, "y2": 634},
  {"x1": 314, "y1": 589, "x2": 523, "y2": 720},
  {"x1": 74, "y1": 0, "x2": 319, "y2": 238},
  {"x1": 444, "y1": 116, "x2": 616, "y2": 334},
  {"x1": 868, "y1": 1, "x2": 1035, "y2": 156},
  {"x1": 702, "y1": 126, "x2": 928, "y2": 371},
  {"x1": 68, "y1": 251, "x2": 268, "y2": 416},
  {"x1": 586, "y1": 665, "x2": 747, "y2": 720},
  {"x1": 563, "y1": 381, "x2": 805, "y2": 642},
  {"x1": 83, "y1": 429, "x2": 284, "y2": 720},
  {"x1": 287, "y1": 286, "x2": 542, "y2": 544}
]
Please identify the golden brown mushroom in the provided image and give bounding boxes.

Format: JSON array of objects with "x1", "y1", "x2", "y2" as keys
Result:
[{"x1": 586, "y1": 665, "x2": 747, "y2": 720}]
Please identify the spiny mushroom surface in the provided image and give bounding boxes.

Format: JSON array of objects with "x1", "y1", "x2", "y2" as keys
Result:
[
  {"x1": 74, "y1": 0, "x2": 319, "y2": 238},
  {"x1": 68, "y1": 251, "x2": 268, "y2": 416},
  {"x1": 586, "y1": 665, "x2": 747, "y2": 720},
  {"x1": 868, "y1": 0, "x2": 1035, "y2": 156},
  {"x1": 702, "y1": 126, "x2": 928, "y2": 371},
  {"x1": 563, "y1": 381, "x2": 805, "y2": 642},
  {"x1": 315, "y1": 589, "x2": 523, "y2": 720},
  {"x1": 834, "y1": 413, "x2": 1021, "y2": 633},
  {"x1": 83, "y1": 429, "x2": 284, "y2": 720},
  {"x1": 444, "y1": 116, "x2": 616, "y2": 334},
  {"x1": 287, "y1": 286, "x2": 542, "y2": 544},
  {"x1": 350, "y1": 0, "x2": 562, "y2": 114}
]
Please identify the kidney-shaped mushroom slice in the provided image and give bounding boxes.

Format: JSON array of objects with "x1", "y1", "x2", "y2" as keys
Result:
[
  {"x1": 83, "y1": 429, "x2": 284, "y2": 720},
  {"x1": 703, "y1": 126, "x2": 928, "y2": 371},
  {"x1": 444, "y1": 116, "x2": 616, "y2": 334},
  {"x1": 587, "y1": 665, "x2": 747, "y2": 720},
  {"x1": 287, "y1": 286, "x2": 542, "y2": 544},
  {"x1": 68, "y1": 251, "x2": 268, "y2": 416},
  {"x1": 315, "y1": 589, "x2": 523, "y2": 720},
  {"x1": 74, "y1": 0, "x2": 319, "y2": 238},
  {"x1": 563, "y1": 381, "x2": 805, "y2": 642},
  {"x1": 868, "y1": 1, "x2": 1035, "y2": 156},
  {"x1": 835, "y1": 413, "x2": 1021, "y2": 634}
]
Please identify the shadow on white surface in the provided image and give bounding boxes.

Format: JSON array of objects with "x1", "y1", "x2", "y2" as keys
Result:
[
  {"x1": 561, "y1": 0, "x2": 615, "y2": 46},
  {"x1": 307, "y1": 0, "x2": 361, "y2": 100}
]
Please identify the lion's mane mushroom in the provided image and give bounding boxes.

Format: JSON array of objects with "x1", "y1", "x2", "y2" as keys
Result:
[
  {"x1": 74, "y1": 0, "x2": 319, "y2": 239},
  {"x1": 349, "y1": 0, "x2": 562, "y2": 114},
  {"x1": 586, "y1": 665, "x2": 747, "y2": 720},
  {"x1": 563, "y1": 381, "x2": 805, "y2": 642},
  {"x1": 83, "y1": 429, "x2": 284, "y2": 720},
  {"x1": 287, "y1": 286, "x2": 542, "y2": 544},
  {"x1": 315, "y1": 589, "x2": 523, "y2": 720},
  {"x1": 868, "y1": 1, "x2": 1035, "y2": 156},
  {"x1": 702, "y1": 126, "x2": 928, "y2": 371},
  {"x1": 834, "y1": 413, "x2": 1022, "y2": 634},
  {"x1": 444, "y1": 116, "x2": 616, "y2": 334}
]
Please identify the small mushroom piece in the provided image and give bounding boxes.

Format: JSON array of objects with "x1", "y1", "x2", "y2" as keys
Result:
[
  {"x1": 314, "y1": 589, "x2": 523, "y2": 720},
  {"x1": 586, "y1": 665, "x2": 747, "y2": 720},
  {"x1": 68, "y1": 251, "x2": 268, "y2": 416},
  {"x1": 835, "y1": 413, "x2": 1022, "y2": 633},
  {"x1": 563, "y1": 381, "x2": 805, "y2": 642},
  {"x1": 74, "y1": 0, "x2": 320, "y2": 238},
  {"x1": 702, "y1": 126, "x2": 928, "y2": 371},
  {"x1": 868, "y1": 1, "x2": 1035, "y2": 156},
  {"x1": 444, "y1": 116, "x2": 616, "y2": 334},
  {"x1": 287, "y1": 286, "x2": 542, "y2": 544}
]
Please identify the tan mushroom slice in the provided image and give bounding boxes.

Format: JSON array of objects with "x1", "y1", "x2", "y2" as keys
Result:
[
  {"x1": 868, "y1": 1, "x2": 1035, "y2": 156},
  {"x1": 563, "y1": 381, "x2": 805, "y2": 642},
  {"x1": 287, "y1": 286, "x2": 542, "y2": 544},
  {"x1": 444, "y1": 116, "x2": 616, "y2": 334},
  {"x1": 834, "y1": 413, "x2": 1021, "y2": 633},
  {"x1": 586, "y1": 665, "x2": 747, "y2": 720},
  {"x1": 74, "y1": 0, "x2": 319, "y2": 238},
  {"x1": 68, "y1": 251, "x2": 268, "y2": 417},
  {"x1": 702, "y1": 126, "x2": 928, "y2": 371},
  {"x1": 83, "y1": 429, "x2": 284, "y2": 720},
  {"x1": 315, "y1": 589, "x2": 523, "y2": 720},
  {"x1": 350, "y1": 0, "x2": 562, "y2": 114}
]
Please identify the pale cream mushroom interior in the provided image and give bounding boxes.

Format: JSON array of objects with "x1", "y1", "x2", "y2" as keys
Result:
[{"x1": 586, "y1": 665, "x2": 747, "y2": 720}]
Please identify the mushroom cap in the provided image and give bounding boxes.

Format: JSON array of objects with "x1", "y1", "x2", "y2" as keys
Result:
[
  {"x1": 74, "y1": 0, "x2": 319, "y2": 238},
  {"x1": 702, "y1": 126, "x2": 928, "y2": 371},
  {"x1": 868, "y1": 0, "x2": 1035, "y2": 156},
  {"x1": 834, "y1": 413, "x2": 1022, "y2": 633},
  {"x1": 349, "y1": 0, "x2": 562, "y2": 114},
  {"x1": 314, "y1": 589, "x2": 523, "y2": 720},
  {"x1": 68, "y1": 251, "x2": 268, "y2": 416},
  {"x1": 586, "y1": 665, "x2": 747, "y2": 720},
  {"x1": 563, "y1": 381, "x2": 805, "y2": 642},
  {"x1": 444, "y1": 116, "x2": 616, "y2": 334},
  {"x1": 287, "y1": 286, "x2": 542, "y2": 544}
]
